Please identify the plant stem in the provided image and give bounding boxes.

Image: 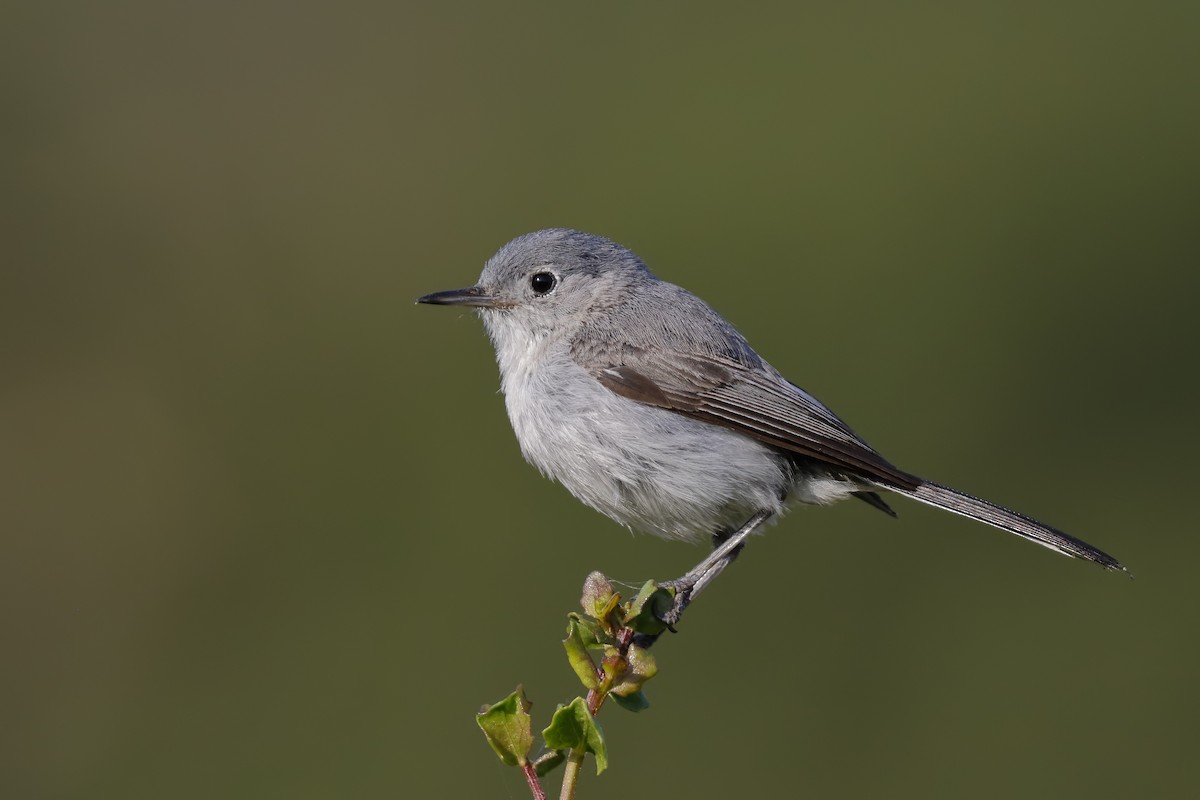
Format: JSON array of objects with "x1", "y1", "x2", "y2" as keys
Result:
[
  {"x1": 585, "y1": 627, "x2": 634, "y2": 715},
  {"x1": 560, "y1": 625, "x2": 636, "y2": 799},
  {"x1": 559, "y1": 747, "x2": 586, "y2": 800},
  {"x1": 520, "y1": 762, "x2": 547, "y2": 800}
]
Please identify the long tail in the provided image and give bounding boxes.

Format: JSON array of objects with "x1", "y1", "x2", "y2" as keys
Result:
[{"x1": 887, "y1": 480, "x2": 1127, "y2": 572}]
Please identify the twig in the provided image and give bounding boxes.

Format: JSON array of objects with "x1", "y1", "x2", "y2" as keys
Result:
[
  {"x1": 476, "y1": 575, "x2": 662, "y2": 800},
  {"x1": 521, "y1": 762, "x2": 547, "y2": 800},
  {"x1": 559, "y1": 748, "x2": 585, "y2": 800}
]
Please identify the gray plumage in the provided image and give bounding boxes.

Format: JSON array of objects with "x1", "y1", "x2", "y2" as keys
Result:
[{"x1": 419, "y1": 228, "x2": 1124, "y2": 573}]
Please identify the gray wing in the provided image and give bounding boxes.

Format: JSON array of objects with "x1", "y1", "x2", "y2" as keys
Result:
[{"x1": 573, "y1": 343, "x2": 920, "y2": 490}]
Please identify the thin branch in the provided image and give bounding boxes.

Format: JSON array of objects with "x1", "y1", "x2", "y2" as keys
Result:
[
  {"x1": 520, "y1": 762, "x2": 547, "y2": 800},
  {"x1": 559, "y1": 748, "x2": 586, "y2": 800}
]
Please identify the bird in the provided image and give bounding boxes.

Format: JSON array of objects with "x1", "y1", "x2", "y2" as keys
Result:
[{"x1": 417, "y1": 229, "x2": 1125, "y2": 622}]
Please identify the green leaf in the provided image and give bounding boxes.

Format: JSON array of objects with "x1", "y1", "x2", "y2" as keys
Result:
[
  {"x1": 611, "y1": 690, "x2": 650, "y2": 712},
  {"x1": 476, "y1": 687, "x2": 534, "y2": 767},
  {"x1": 580, "y1": 571, "x2": 615, "y2": 618},
  {"x1": 565, "y1": 612, "x2": 606, "y2": 648},
  {"x1": 541, "y1": 697, "x2": 609, "y2": 774},
  {"x1": 600, "y1": 646, "x2": 626, "y2": 687},
  {"x1": 533, "y1": 750, "x2": 566, "y2": 777},
  {"x1": 622, "y1": 580, "x2": 675, "y2": 635},
  {"x1": 564, "y1": 618, "x2": 602, "y2": 690},
  {"x1": 610, "y1": 644, "x2": 658, "y2": 697}
]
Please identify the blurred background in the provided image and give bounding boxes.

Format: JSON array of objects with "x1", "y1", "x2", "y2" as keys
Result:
[{"x1": 3, "y1": 2, "x2": 1198, "y2": 798}]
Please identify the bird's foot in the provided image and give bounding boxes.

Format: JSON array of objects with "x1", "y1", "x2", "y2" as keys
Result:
[{"x1": 657, "y1": 579, "x2": 693, "y2": 628}]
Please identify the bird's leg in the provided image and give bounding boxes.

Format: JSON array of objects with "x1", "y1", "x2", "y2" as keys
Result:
[{"x1": 657, "y1": 510, "x2": 773, "y2": 627}]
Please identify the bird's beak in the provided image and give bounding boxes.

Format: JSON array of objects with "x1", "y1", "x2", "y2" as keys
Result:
[{"x1": 415, "y1": 286, "x2": 508, "y2": 308}]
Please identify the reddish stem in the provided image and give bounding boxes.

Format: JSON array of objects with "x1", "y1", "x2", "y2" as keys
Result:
[
  {"x1": 520, "y1": 761, "x2": 547, "y2": 800},
  {"x1": 585, "y1": 688, "x2": 603, "y2": 716},
  {"x1": 585, "y1": 627, "x2": 635, "y2": 716}
]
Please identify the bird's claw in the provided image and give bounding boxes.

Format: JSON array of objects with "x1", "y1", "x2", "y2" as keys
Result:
[{"x1": 658, "y1": 584, "x2": 692, "y2": 629}]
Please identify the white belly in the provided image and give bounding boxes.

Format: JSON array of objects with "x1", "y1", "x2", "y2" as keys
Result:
[{"x1": 501, "y1": 349, "x2": 798, "y2": 541}]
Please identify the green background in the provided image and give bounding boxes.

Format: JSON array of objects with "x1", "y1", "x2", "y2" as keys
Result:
[{"x1": 4, "y1": 3, "x2": 1197, "y2": 798}]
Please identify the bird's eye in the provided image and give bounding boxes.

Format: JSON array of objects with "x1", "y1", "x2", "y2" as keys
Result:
[{"x1": 530, "y1": 272, "x2": 557, "y2": 295}]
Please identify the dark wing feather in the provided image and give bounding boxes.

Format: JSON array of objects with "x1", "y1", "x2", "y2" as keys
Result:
[
  {"x1": 852, "y1": 491, "x2": 898, "y2": 516},
  {"x1": 585, "y1": 349, "x2": 920, "y2": 490}
]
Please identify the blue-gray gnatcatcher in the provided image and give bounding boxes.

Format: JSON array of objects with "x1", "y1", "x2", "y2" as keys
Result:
[{"x1": 419, "y1": 229, "x2": 1125, "y2": 621}]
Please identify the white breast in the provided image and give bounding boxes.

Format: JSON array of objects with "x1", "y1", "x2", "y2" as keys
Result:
[{"x1": 482, "y1": 311, "x2": 797, "y2": 541}]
